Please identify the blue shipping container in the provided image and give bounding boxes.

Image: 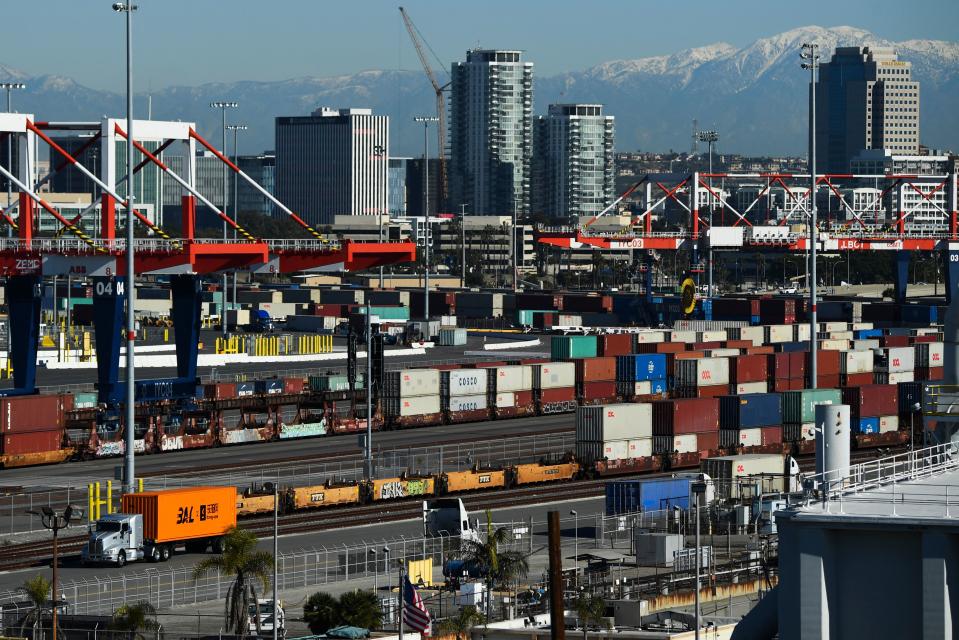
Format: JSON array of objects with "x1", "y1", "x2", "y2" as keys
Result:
[
  {"x1": 778, "y1": 341, "x2": 809, "y2": 353},
  {"x1": 236, "y1": 382, "x2": 255, "y2": 397},
  {"x1": 255, "y1": 379, "x2": 284, "y2": 395},
  {"x1": 719, "y1": 393, "x2": 783, "y2": 430},
  {"x1": 605, "y1": 478, "x2": 691, "y2": 515},
  {"x1": 854, "y1": 329, "x2": 883, "y2": 340},
  {"x1": 649, "y1": 378, "x2": 668, "y2": 394},
  {"x1": 856, "y1": 417, "x2": 880, "y2": 434},
  {"x1": 616, "y1": 354, "x2": 667, "y2": 382}
]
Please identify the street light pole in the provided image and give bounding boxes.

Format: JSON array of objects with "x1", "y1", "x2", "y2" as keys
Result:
[
  {"x1": 414, "y1": 117, "x2": 438, "y2": 325},
  {"x1": 373, "y1": 144, "x2": 386, "y2": 289},
  {"x1": 112, "y1": 2, "x2": 137, "y2": 496},
  {"x1": 210, "y1": 101, "x2": 238, "y2": 337},
  {"x1": 569, "y1": 509, "x2": 578, "y2": 587},
  {"x1": 226, "y1": 124, "x2": 247, "y2": 311},
  {"x1": 696, "y1": 130, "x2": 719, "y2": 299},
  {"x1": 459, "y1": 204, "x2": 468, "y2": 287},
  {"x1": 692, "y1": 481, "x2": 706, "y2": 640},
  {"x1": 1, "y1": 83, "x2": 25, "y2": 239},
  {"x1": 802, "y1": 43, "x2": 820, "y2": 389},
  {"x1": 32, "y1": 506, "x2": 80, "y2": 640}
]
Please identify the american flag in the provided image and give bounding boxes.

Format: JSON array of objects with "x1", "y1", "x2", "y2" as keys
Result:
[{"x1": 402, "y1": 575, "x2": 432, "y2": 636}]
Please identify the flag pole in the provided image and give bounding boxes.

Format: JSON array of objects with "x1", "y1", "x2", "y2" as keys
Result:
[{"x1": 399, "y1": 564, "x2": 405, "y2": 640}]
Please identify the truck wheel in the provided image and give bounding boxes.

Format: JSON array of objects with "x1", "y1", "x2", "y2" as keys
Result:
[
  {"x1": 150, "y1": 547, "x2": 161, "y2": 562},
  {"x1": 116, "y1": 551, "x2": 127, "y2": 567},
  {"x1": 211, "y1": 537, "x2": 223, "y2": 554},
  {"x1": 160, "y1": 546, "x2": 171, "y2": 561}
]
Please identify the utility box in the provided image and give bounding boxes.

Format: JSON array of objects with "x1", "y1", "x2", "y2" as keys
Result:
[{"x1": 633, "y1": 532, "x2": 684, "y2": 567}]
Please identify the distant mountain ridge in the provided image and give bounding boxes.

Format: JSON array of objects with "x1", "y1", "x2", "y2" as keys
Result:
[{"x1": 1, "y1": 25, "x2": 956, "y2": 156}]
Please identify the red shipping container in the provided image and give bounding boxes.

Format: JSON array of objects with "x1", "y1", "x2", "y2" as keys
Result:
[
  {"x1": 696, "y1": 384, "x2": 729, "y2": 399},
  {"x1": 767, "y1": 353, "x2": 790, "y2": 381},
  {"x1": 561, "y1": 294, "x2": 613, "y2": 312},
  {"x1": 696, "y1": 431, "x2": 721, "y2": 452},
  {"x1": 693, "y1": 341, "x2": 723, "y2": 351},
  {"x1": 598, "y1": 334, "x2": 633, "y2": 357},
  {"x1": 574, "y1": 357, "x2": 617, "y2": 382},
  {"x1": 815, "y1": 374, "x2": 841, "y2": 388},
  {"x1": 2, "y1": 430, "x2": 63, "y2": 455},
  {"x1": 540, "y1": 387, "x2": 576, "y2": 403},
  {"x1": 807, "y1": 350, "x2": 840, "y2": 376},
  {"x1": 652, "y1": 398, "x2": 720, "y2": 435},
  {"x1": 651, "y1": 342, "x2": 688, "y2": 354},
  {"x1": 842, "y1": 384, "x2": 898, "y2": 418},
  {"x1": 840, "y1": 373, "x2": 873, "y2": 387},
  {"x1": 1, "y1": 395, "x2": 66, "y2": 433},
  {"x1": 916, "y1": 366, "x2": 944, "y2": 381},
  {"x1": 532, "y1": 313, "x2": 556, "y2": 330},
  {"x1": 723, "y1": 340, "x2": 752, "y2": 349},
  {"x1": 674, "y1": 351, "x2": 706, "y2": 360},
  {"x1": 761, "y1": 426, "x2": 783, "y2": 445},
  {"x1": 789, "y1": 352, "x2": 807, "y2": 380},
  {"x1": 746, "y1": 346, "x2": 775, "y2": 355},
  {"x1": 579, "y1": 381, "x2": 618, "y2": 401},
  {"x1": 881, "y1": 336, "x2": 910, "y2": 348},
  {"x1": 520, "y1": 358, "x2": 552, "y2": 365},
  {"x1": 732, "y1": 354, "x2": 768, "y2": 384},
  {"x1": 283, "y1": 378, "x2": 305, "y2": 394},
  {"x1": 203, "y1": 383, "x2": 237, "y2": 399}
]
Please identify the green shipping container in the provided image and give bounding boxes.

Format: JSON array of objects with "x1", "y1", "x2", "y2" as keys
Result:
[
  {"x1": 551, "y1": 335, "x2": 598, "y2": 360},
  {"x1": 74, "y1": 392, "x2": 98, "y2": 409},
  {"x1": 782, "y1": 389, "x2": 843, "y2": 424},
  {"x1": 308, "y1": 373, "x2": 366, "y2": 393},
  {"x1": 356, "y1": 306, "x2": 410, "y2": 321},
  {"x1": 516, "y1": 309, "x2": 554, "y2": 325}
]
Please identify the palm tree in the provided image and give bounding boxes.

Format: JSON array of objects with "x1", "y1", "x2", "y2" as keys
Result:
[
  {"x1": 192, "y1": 527, "x2": 273, "y2": 637},
  {"x1": 438, "y1": 605, "x2": 485, "y2": 640},
  {"x1": 110, "y1": 600, "x2": 161, "y2": 640},
  {"x1": 572, "y1": 593, "x2": 608, "y2": 640},
  {"x1": 19, "y1": 574, "x2": 51, "y2": 640},
  {"x1": 303, "y1": 592, "x2": 340, "y2": 635},
  {"x1": 338, "y1": 590, "x2": 382, "y2": 630},
  {"x1": 459, "y1": 511, "x2": 529, "y2": 616}
]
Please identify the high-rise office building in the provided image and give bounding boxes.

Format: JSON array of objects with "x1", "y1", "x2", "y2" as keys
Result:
[
  {"x1": 234, "y1": 154, "x2": 275, "y2": 217},
  {"x1": 449, "y1": 49, "x2": 533, "y2": 216},
  {"x1": 388, "y1": 157, "x2": 410, "y2": 217},
  {"x1": 532, "y1": 104, "x2": 615, "y2": 221},
  {"x1": 406, "y1": 158, "x2": 445, "y2": 217},
  {"x1": 275, "y1": 107, "x2": 389, "y2": 226},
  {"x1": 816, "y1": 46, "x2": 920, "y2": 173}
]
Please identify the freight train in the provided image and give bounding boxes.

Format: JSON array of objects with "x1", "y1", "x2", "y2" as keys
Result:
[{"x1": 0, "y1": 321, "x2": 939, "y2": 470}]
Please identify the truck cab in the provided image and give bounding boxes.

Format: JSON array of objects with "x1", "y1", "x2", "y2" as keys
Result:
[
  {"x1": 249, "y1": 599, "x2": 285, "y2": 636},
  {"x1": 249, "y1": 310, "x2": 274, "y2": 333},
  {"x1": 81, "y1": 513, "x2": 145, "y2": 567}
]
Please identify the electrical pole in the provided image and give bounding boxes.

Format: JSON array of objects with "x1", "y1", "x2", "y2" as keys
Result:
[
  {"x1": 460, "y1": 204, "x2": 468, "y2": 287},
  {"x1": 414, "y1": 116, "x2": 438, "y2": 324},
  {"x1": 697, "y1": 130, "x2": 719, "y2": 299},
  {"x1": 226, "y1": 124, "x2": 246, "y2": 315},
  {"x1": 802, "y1": 43, "x2": 820, "y2": 389},
  {"x1": 112, "y1": 1, "x2": 138, "y2": 496}
]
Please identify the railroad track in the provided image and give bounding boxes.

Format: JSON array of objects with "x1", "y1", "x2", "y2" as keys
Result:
[{"x1": 0, "y1": 444, "x2": 907, "y2": 571}]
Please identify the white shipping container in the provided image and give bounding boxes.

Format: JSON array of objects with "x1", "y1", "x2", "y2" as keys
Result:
[
  {"x1": 734, "y1": 381, "x2": 768, "y2": 395},
  {"x1": 879, "y1": 415, "x2": 900, "y2": 434},
  {"x1": 707, "y1": 227, "x2": 745, "y2": 247},
  {"x1": 738, "y1": 428, "x2": 763, "y2": 447},
  {"x1": 877, "y1": 346, "x2": 915, "y2": 373},
  {"x1": 533, "y1": 362, "x2": 576, "y2": 390},
  {"x1": 383, "y1": 394, "x2": 441, "y2": 417},
  {"x1": 916, "y1": 342, "x2": 944, "y2": 367},
  {"x1": 841, "y1": 350, "x2": 873, "y2": 375},
  {"x1": 766, "y1": 325, "x2": 792, "y2": 344},
  {"x1": 675, "y1": 357, "x2": 730, "y2": 387},
  {"x1": 672, "y1": 434, "x2": 699, "y2": 454},
  {"x1": 851, "y1": 322, "x2": 874, "y2": 331},
  {"x1": 576, "y1": 404, "x2": 653, "y2": 442},
  {"x1": 915, "y1": 327, "x2": 939, "y2": 336},
  {"x1": 822, "y1": 322, "x2": 848, "y2": 333},
  {"x1": 698, "y1": 330, "x2": 728, "y2": 343},
  {"x1": 440, "y1": 315, "x2": 458, "y2": 327},
  {"x1": 794, "y1": 324, "x2": 811, "y2": 342},
  {"x1": 875, "y1": 371, "x2": 915, "y2": 384},
  {"x1": 828, "y1": 331, "x2": 854, "y2": 341},
  {"x1": 495, "y1": 392, "x2": 515, "y2": 408},
  {"x1": 708, "y1": 348, "x2": 741, "y2": 358},
  {"x1": 441, "y1": 369, "x2": 489, "y2": 397},
  {"x1": 852, "y1": 340, "x2": 880, "y2": 351},
  {"x1": 635, "y1": 331, "x2": 667, "y2": 344},
  {"x1": 384, "y1": 369, "x2": 440, "y2": 397},
  {"x1": 558, "y1": 314, "x2": 583, "y2": 326},
  {"x1": 633, "y1": 380, "x2": 652, "y2": 396},
  {"x1": 820, "y1": 339, "x2": 850, "y2": 351},
  {"x1": 576, "y1": 439, "x2": 630, "y2": 463},
  {"x1": 670, "y1": 330, "x2": 697, "y2": 344},
  {"x1": 492, "y1": 365, "x2": 534, "y2": 393},
  {"x1": 447, "y1": 394, "x2": 488, "y2": 413},
  {"x1": 627, "y1": 438, "x2": 654, "y2": 458},
  {"x1": 739, "y1": 326, "x2": 766, "y2": 347}
]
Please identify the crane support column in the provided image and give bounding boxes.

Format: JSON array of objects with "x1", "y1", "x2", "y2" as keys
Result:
[
  {"x1": 894, "y1": 250, "x2": 910, "y2": 304},
  {"x1": 1, "y1": 276, "x2": 41, "y2": 396},
  {"x1": 944, "y1": 245, "x2": 959, "y2": 305},
  {"x1": 171, "y1": 274, "x2": 201, "y2": 382},
  {"x1": 92, "y1": 276, "x2": 126, "y2": 405}
]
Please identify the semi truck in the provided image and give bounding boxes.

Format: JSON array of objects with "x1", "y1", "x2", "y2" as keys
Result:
[
  {"x1": 700, "y1": 453, "x2": 800, "y2": 500},
  {"x1": 81, "y1": 486, "x2": 237, "y2": 567}
]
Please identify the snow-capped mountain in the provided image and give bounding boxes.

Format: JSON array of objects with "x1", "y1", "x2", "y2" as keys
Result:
[{"x1": 1, "y1": 25, "x2": 956, "y2": 156}]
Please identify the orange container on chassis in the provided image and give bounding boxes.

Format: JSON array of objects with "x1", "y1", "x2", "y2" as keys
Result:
[{"x1": 121, "y1": 486, "x2": 237, "y2": 545}]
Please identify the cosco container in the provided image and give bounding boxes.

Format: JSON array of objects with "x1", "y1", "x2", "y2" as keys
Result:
[
  {"x1": 532, "y1": 362, "x2": 576, "y2": 390},
  {"x1": 489, "y1": 365, "x2": 533, "y2": 393},
  {"x1": 675, "y1": 357, "x2": 730, "y2": 388},
  {"x1": 576, "y1": 404, "x2": 652, "y2": 442},
  {"x1": 719, "y1": 393, "x2": 782, "y2": 430},
  {"x1": 605, "y1": 478, "x2": 691, "y2": 515},
  {"x1": 383, "y1": 395, "x2": 442, "y2": 417},
  {"x1": 781, "y1": 389, "x2": 842, "y2": 424},
  {"x1": 441, "y1": 369, "x2": 488, "y2": 397},
  {"x1": 384, "y1": 369, "x2": 440, "y2": 397},
  {"x1": 652, "y1": 398, "x2": 720, "y2": 435},
  {"x1": 445, "y1": 394, "x2": 488, "y2": 413},
  {"x1": 616, "y1": 354, "x2": 667, "y2": 382},
  {"x1": 551, "y1": 335, "x2": 597, "y2": 359}
]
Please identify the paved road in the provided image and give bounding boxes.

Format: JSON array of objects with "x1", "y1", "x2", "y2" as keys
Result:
[{"x1": 0, "y1": 492, "x2": 606, "y2": 595}]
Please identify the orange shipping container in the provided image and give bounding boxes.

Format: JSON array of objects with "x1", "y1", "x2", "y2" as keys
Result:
[
  {"x1": 574, "y1": 357, "x2": 616, "y2": 382},
  {"x1": 121, "y1": 486, "x2": 237, "y2": 544}
]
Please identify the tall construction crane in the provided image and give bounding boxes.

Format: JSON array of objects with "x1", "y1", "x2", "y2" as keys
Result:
[{"x1": 399, "y1": 6, "x2": 449, "y2": 208}]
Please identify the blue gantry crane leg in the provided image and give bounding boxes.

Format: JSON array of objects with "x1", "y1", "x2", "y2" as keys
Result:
[
  {"x1": 0, "y1": 276, "x2": 42, "y2": 397},
  {"x1": 92, "y1": 274, "x2": 202, "y2": 406}
]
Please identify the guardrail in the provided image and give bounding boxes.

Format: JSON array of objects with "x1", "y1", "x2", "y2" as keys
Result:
[{"x1": 923, "y1": 384, "x2": 959, "y2": 417}]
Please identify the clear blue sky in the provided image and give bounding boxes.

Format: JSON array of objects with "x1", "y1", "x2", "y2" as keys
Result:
[{"x1": 3, "y1": 0, "x2": 956, "y2": 91}]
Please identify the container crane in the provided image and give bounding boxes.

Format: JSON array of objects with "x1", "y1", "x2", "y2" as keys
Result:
[{"x1": 399, "y1": 6, "x2": 449, "y2": 208}]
